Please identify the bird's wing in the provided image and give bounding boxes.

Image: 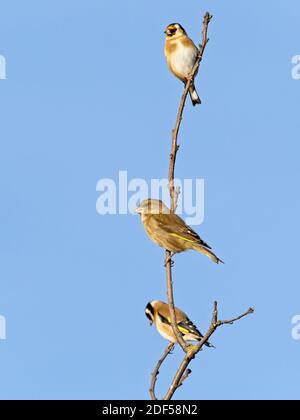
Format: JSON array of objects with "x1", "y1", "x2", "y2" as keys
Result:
[
  {"x1": 177, "y1": 318, "x2": 203, "y2": 338},
  {"x1": 157, "y1": 305, "x2": 202, "y2": 338},
  {"x1": 157, "y1": 303, "x2": 186, "y2": 323},
  {"x1": 153, "y1": 214, "x2": 212, "y2": 249}
]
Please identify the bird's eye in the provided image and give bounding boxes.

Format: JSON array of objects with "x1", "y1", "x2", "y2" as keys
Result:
[{"x1": 165, "y1": 26, "x2": 177, "y2": 36}]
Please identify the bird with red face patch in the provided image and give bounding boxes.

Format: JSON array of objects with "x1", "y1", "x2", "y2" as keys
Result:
[{"x1": 164, "y1": 23, "x2": 201, "y2": 106}]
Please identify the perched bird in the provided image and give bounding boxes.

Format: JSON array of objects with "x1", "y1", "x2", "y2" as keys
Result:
[
  {"x1": 135, "y1": 199, "x2": 223, "y2": 264},
  {"x1": 164, "y1": 23, "x2": 201, "y2": 106},
  {"x1": 145, "y1": 300, "x2": 214, "y2": 347}
]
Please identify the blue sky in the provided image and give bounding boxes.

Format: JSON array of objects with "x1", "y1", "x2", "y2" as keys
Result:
[{"x1": 0, "y1": 0, "x2": 300, "y2": 400}]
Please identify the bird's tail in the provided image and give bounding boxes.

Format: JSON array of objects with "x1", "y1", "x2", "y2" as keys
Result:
[
  {"x1": 203, "y1": 340, "x2": 215, "y2": 348},
  {"x1": 192, "y1": 244, "x2": 224, "y2": 264},
  {"x1": 189, "y1": 83, "x2": 201, "y2": 106}
]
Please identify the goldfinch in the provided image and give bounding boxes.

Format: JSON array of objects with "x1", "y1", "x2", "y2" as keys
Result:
[
  {"x1": 145, "y1": 300, "x2": 214, "y2": 347},
  {"x1": 135, "y1": 199, "x2": 223, "y2": 264},
  {"x1": 165, "y1": 23, "x2": 201, "y2": 106}
]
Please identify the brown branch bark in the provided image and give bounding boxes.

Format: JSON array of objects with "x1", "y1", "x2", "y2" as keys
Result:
[
  {"x1": 166, "y1": 11, "x2": 213, "y2": 353},
  {"x1": 149, "y1": 11, "x2": 254, "y2": 401},
  {"x1": 177, "y1": 368, "x2": 192, "y2": 388},
  {"x1": 149, "y1": 343, "x2": 174, "y2": 400},
  {"x1": 163, "y1": 303, "x2": 254, "y2": 400}
]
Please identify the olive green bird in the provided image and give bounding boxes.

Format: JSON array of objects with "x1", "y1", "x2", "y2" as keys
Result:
[{"x1": 135, "y1": 199, "x2": 223, "y2": 264}]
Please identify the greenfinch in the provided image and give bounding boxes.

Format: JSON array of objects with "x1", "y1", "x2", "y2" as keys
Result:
[{"x1": 135, "y1": 199, "x2": 223, "y2": 264}]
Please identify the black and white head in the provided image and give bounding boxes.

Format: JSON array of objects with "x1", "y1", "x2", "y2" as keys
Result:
[{"x1": 145, "y1": 301, "x2": 156, "y2": 325}]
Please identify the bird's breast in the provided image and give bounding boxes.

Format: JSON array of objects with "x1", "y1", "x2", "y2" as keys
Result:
[{"x1": 167, "y1": 40, "x2": 198, "y2": 80}]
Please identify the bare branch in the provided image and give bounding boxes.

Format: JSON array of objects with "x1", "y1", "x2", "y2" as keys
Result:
[
  {"x1": 149, "y1": 343, "x2": 174, "y2": 400},
  {"x1": 166, "y1": 11, "x2": 213, "y2": 353},
  {"x1": 165, "y1": 251, "x2": 188, "y2": 351},
  {"x1": 178, "y1": 368, "x2": 192, "y2": 388},
  {"x1": 163, "y1": 303, "x2": 254, "y2": 400},
  {"x1": 217, "y1": 307, "x2": 255, "y2": 326}
]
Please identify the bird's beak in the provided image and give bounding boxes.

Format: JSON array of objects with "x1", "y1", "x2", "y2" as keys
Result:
[
  {"x1": 165, "y1": 29, "x2": 172, "y2": 36},
  {"x1": 135, "y1": 206, "x2": 142, "y2": 215}
]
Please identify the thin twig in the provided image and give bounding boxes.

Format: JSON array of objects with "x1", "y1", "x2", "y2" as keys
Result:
[
  {"x1": 165, "y1": 252, "x2": 187, "y2": 351},
  {"x1": 166, "y1": 12, "x2": 213, "y2": 353},
  {"x1": 178, "y1": 368, "x2": 192, "y2": 388},
  {"x1": 163, "y1": 303, "x2": 254, "y2": 400},
  {"x1": 149, "y1": 343, "x2": 174, "y2": 400}
]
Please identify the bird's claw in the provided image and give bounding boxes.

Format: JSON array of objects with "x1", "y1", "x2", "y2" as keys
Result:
[{"x1": 164, "y1": 254, "x2": 175, "y2": 267}]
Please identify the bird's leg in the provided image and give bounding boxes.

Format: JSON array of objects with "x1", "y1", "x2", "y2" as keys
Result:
[{"x1": 164, "y1": 252, "x2": 175, "y2": 267}]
